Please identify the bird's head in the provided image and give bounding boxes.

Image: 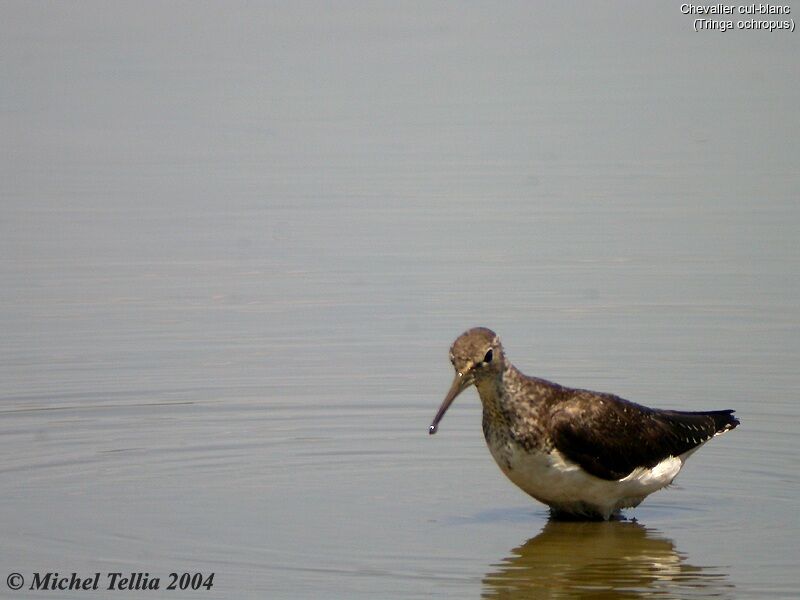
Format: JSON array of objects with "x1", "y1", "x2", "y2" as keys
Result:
[{"x1": 429, "y1": 327, "x2": 504, "y2": 434}]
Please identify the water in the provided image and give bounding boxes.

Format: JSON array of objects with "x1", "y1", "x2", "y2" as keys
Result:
[{"x1": 1, "y1": 3, "x2": 798, "y2": 598}]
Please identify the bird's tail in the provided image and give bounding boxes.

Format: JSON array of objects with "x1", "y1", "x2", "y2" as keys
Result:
[{"x1": 703, "y1": 409, "x2": 739, "y2": 435}]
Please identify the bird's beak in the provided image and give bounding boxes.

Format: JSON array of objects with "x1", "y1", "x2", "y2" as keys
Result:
[{"x1": 429, "y1": 371, "x2": 473, "y2": 434}]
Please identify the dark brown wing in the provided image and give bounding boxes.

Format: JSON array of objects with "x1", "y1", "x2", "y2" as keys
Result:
[{"x1": 548, "y1": 390, "x2": 739, "y2": 481}]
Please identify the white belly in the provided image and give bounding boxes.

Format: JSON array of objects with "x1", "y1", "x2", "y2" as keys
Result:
[{"x1": 488, "y1": 439, "x2": 695, "y2": 519}]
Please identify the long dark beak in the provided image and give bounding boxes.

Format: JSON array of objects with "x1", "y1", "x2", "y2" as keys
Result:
[{"x1": 429, "y1": 372, "x2": 472, "y2": 434}]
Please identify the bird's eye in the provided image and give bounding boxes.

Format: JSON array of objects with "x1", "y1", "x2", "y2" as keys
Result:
[{"x1": 483, "y1": 349, "x2": 493, "y2": 364}]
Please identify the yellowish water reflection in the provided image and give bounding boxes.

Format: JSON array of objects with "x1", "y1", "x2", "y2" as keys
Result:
[{"x1": 483, "y1": 520, "x2": 734, "y2": 599}]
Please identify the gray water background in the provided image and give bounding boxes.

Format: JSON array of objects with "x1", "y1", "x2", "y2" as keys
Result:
[{"x1": 1, "y1": 3, "x2": 798, "y2": 598}]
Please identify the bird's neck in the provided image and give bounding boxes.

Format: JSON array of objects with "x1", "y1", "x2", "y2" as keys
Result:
[
  {"x1": 476, "y1": 364, "x2": 549, "y2": 450},
  {"x1": 475, "y1": 364, "x2": 519, "y2": 429}
]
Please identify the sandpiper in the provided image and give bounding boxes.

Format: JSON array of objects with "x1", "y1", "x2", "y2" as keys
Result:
[{"x1": 429, "y1": 327, "x2": 739, "y2": 520}]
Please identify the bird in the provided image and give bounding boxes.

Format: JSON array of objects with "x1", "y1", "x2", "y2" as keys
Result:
[{"x1": 429, "y1": 327, "x2": 739, "y2": 520}]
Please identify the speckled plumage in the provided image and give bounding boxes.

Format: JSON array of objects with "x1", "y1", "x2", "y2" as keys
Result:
[{"x1": 429, "y1": 327, "x2": 739, "y2": 520}]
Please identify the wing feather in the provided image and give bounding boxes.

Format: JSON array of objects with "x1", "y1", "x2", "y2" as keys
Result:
[{"x1": 548, "y1": 391, "x2": 736, "y2": 481}]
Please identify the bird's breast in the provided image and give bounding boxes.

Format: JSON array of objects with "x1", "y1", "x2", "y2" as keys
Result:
[{"x1": 484, "y1": 434, "x2": 576, "y2": 502}]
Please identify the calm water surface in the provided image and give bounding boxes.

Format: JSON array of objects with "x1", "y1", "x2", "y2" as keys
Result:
[{"x1": 2, "y1": 3, "x2": 798, "y2": 598}]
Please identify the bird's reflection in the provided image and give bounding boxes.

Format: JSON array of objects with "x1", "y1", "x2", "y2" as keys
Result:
[{"x1": 483, "y1": 519, "x2": 734, "y2": 599}]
